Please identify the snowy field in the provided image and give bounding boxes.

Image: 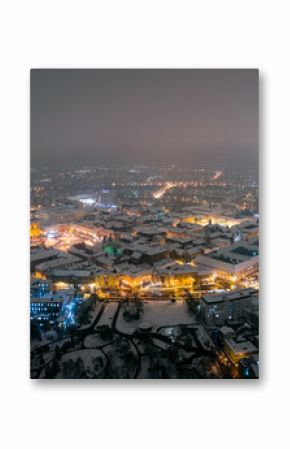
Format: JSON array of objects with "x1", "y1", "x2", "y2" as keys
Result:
[
  {"x1": 116, "y1": 300, "x2": 197, "y2": 334},
  {"x1": 143, "y1": 301, "x2": 196, "y2": 329},
  {"x1": 96, "y1": 302, "x2": 119, "y2": 328},
  {"x1": 78, "y1": 301, "x2": 102, "y2": 330},
  {"x1": 115, "y1": 312, "x2": 139, "y2": 335}
]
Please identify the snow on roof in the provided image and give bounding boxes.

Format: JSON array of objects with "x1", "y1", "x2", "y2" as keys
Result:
[
  {"x1": 30, "y1": 248, "x2": 59, "y2": 262},
  {"x1": 51, "y1": 269, "x2": 94, "y2": 278},
  {"x1": 202, "y1": 288, "x2": 257, "y2": 304},
  {"x1": 225, "y1": 338, "x2": 257, "y2": 354},
  {"x1": 35, "y1": 254, "x2": 81, "y2": 271}
]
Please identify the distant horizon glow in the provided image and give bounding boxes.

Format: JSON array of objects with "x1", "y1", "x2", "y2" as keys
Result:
[{"x1": 31, "y1": 69, "x2": 258, "y2": 170}]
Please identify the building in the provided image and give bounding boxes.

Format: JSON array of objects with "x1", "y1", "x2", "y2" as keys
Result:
[
  {"x1": 123, "y1": 243, "x2": 169, "y2": 264},
  {"x1": 31, "y1": 247, "x2": 60, "y2": 271},
  {"x1": 30, "y1": 297, "x2": 63, "y2": 321},
  {"x1": 200, "y1": 288, "x2": 258, "y2": 326},
  {"x1": 196, "y1": 238, "x2": 259, "y2": 284},
  {"x1": 30, "y1": 278, "x2": 52, "y2": 298},
  {"x1": 30, "y1": 222, "x2": 44, "y2": 242},
  {"x1": 224, "y1": 338, "x2": 257, "y2": 365},
  {"x1": 35, "y1": 253, "x2": 81, "y2": 273},
  {"x1": 238, "y1": 354, "x2": 259, "y2": 378},
  {"x1": 136, "y1": 227, "x2": 167, "y2": 240},
  {"x1": 232, "y1": 220, "x2": 259, "y2": 241},
  {"x1": 117, "y1": 263, "x2": 152, "y2": 289},
  {"x1": 97, "y1": 189, "x2": 115, "y2": 208},
  {"x1": 153, "y1": 264, "x2": 197, "y2": 291},
  {"x1": 50, "y1": 268, "x2": 97, "y2": 284}
]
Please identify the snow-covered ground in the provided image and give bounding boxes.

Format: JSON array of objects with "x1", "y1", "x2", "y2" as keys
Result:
[
  {"x1": 115, "y1": 312, "x2": 140, "y2": 335},
  {"x1": 137, "y1": 356, "x2": 152, "y2": 379},
  {"x1": 78, "y1": 301, "x2": 102, "y2": 330},
  {"x1": 84, "y1": 333, "x2": 110, "y2": 348},
  {"x1": 117, "y1": 300, "x2": 197, "y2": 334},
  {"x1": 102, "y1": 338, "x2": 137, "y2": 378},
  {"x1": 96, "y1": 302, "x2": 119, "y2": 328},
  {"x1": 31, "y1": 347, "x2": 54, "y2": 370},
  {"x1": 31, "y1": 330, "x2": 65, "y2": 351},
  {"x1": 61, "y1": 349, "x2": 104, "y2": 367},
  {"x1": 143, "y1": 301, "x2": 197, "y2": 329}
]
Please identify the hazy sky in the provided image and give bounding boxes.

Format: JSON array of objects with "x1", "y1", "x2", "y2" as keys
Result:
[{"x1": 31, "y1": 69, "x2": 258, "y2": 169}]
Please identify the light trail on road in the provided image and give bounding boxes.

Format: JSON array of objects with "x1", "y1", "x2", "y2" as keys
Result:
[{"x1": 153, "y1": 182, "x2": 176, "y2": 199}]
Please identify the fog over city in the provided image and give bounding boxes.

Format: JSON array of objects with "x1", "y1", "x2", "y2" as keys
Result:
[
  {"x1": 30, "y1": 69, "x2": 259, "y2": 380},
  {"x1": 31, "y1": 69, "x2": 258, "y2": 170}
]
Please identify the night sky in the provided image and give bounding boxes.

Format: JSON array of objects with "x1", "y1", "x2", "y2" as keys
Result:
[{"x1": 31, "y1": 69, "x2": 258, "y2": 169}]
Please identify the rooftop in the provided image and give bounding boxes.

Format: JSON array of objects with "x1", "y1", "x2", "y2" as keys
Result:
[
  {"x1": 202, "y1": 288, "x2": 258, "y2": 304},
  {"x1": 204, "y1": 240, "x2": 259, "y2": 265}
]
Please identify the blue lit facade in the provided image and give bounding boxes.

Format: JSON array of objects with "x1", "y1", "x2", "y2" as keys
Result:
[
  {"x1": 30, "y1": 279, "x2": 52, "y2": 299},
  {"x1": 30, "y1": 299, "x2": 63, "y2": 321}
]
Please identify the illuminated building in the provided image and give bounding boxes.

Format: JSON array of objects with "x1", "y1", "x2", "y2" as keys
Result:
[
  {"x1": 31, "y1": 278, "x2": 52, "y2": 298},
  {"x1": 232, "y1": 220, "x2": 259, "y2": 240},
  {"x1": 117, "y1": 264, "x2": 152, "y2": 289},
  {"x1": 102, "y1": 238, "x2": 123, "y2": 257},
  {"x1": 177, "y1": 222, "x2": 203, "y2": 233},
  {"x1": 196, "y1": 238, "x2": 259, "y2": 284},
  {"x1": 30, "y1": 222, "x2": 45, "y2": 247},
  {"x1": 238, "y1": 354, "x2": 259, "y2": 378},
  {"x1": 95, "y1": 272, "x2": 122, "y2": 290},
  {"x1": 30, "y1": 222, "x2": 43, "y2": 238},
  {"x1": 72, "y1": 224, "x2": 111, "y2": 241},
  {"x1": 181, "y1": 212, "x2": 246, "y2": 227},
  {"x1": 33, "y1": 271, "x2": 47, "y2": 280},
  {"x1": 223, "y1": 338, "x2": 257, "y2": 364},
  {"x1": 200, "y1": 288, "x2": 258, "y2": 326},
  {"x1": 153, "y1": 264, "x2": 196, "y2": 290},
  {"x1": 97, "y1": 189, "x2": 115, "y2": 208},
  {"x1": 73, "y1": 195, "x2": 97, "y2": 206},
  {"x1": 30, "y1": 297, "x2": 63, "y2": 321}
]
